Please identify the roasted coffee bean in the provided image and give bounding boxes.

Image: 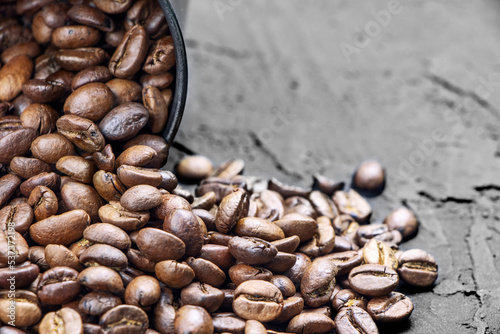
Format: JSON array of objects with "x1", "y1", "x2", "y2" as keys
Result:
[
  {"x1": 199, "y1": 244, "x2": 235, "y2": 272},
  {"x1": 94, "y1": 0, "x2": 133, "y2": 14},
  {"x1": 144, "y1": 36, "x2": 175, "y2": 74},
  {"x1": 181, "y1": 282, "x2": 224, "y2": 313},
  {"x1": 136, "y1": 227, "x2": 185, "y2": 262},
  {"x1": 317, "y1": 251, "x2": 363, "y2": 276},
  {"x1": 233, "y1": 280, "x2": 284, "y2": 322},
  {"x1": 308, "y1": 191, "x2": 338, "y2": 219},
  {"x1": 335, "y1": 306, "x2": 379, "y2": 334},
  {"x1": 19, "y1": 103, "x2": 58, "y2": 135},
  {"x1": 19, "y1": 172, "x2": 61, "y2": 197},
  {"x1": 109, "y1": 25, "x2": 148, "y2": 78},
  {"x1": 34, "y1": 53, "x2": 61, "y2": 80},
  {"x1": 0, "y1": 261, "x2": 39, "y2": 289},
  {"x1": 228, "y1": 236, "x2": 277, "y2": 265},
  {"x1": 79, "y1": 291, "x2": 122, "y2": 316},
  {"x1": 84, "y1": 222, "x2": 131, "y2": 250},
  {"x1": 72, "y1": 66, "x2": 113, "y2": 90},
  {"x1": 93, "y1": 170, "x2": 127, "y2": 202},
  {"x1": 99, "y1": 102, "x2": 149, "y2": 141},
  {"x1": 300, "y1": 259, "x2": 338, "y2": 307},
  {"x1": 125, "y1": 275, "x2": 161, "y2": 307},
  {"x1": 362, "y1": 239, "x2": 398, "y2": 270},
  {"x1": 64, "y1": 83, "x2": 114, "y2": 122},
  {"x1": 398, "y1": 249, "x2": 438, "y2": 287},
  {"x1": 312, "y1": 174, "x2": 344, "y2": 196},
  {"x1": 164, "y1": 209, "x2": 204, "y2": 257},
  {"x1": 0, "y1": 173, "x2": 21, "y2": 206},
  {"x1": 271, "y1": 275, "x2": 296, "y2": 298},
  {"x1": 140, "y1": 71, "x2": 174, "y2": 90},
  {"x1": 269, "y1": 178, "x2": 311, "y2": 199},
  {"x1": 44, "y1": 244, "x2": 84, "y2": 271},
  {"x1": 0, "y1": 202, "x2": 33, "y2": 234},
  {"x1": 121, "y1": 184, "x2": 162, "y2": 211},
  {"x1": 0, "y1": 229, "x2": 29, "y2": 266},
  {"x1": 16, "y1": 0, "x2": 53, "y2": 15},
  {"x1": 39, "y1": 2, "x2": 70, "y2": 29},
  {"x1": 212, "y1": 159, "x2": 245, "y2": 179},
  {"x1": 284, "y1": 196, "x2": 317, "y2": 217},
  {"x1": 0, "y1": 290, "x2": 41, "y2": 327},
  {"x1": 55, "y1": 47, "x2": 109, "y2": 72},
  {"x1": 47, "y1": 69, "x2": 75, "y2": 91},
  {"x1": 0, "y1": 116, "x2": 22, "y2": 139},
  {"x1": 333, "y1": 190, "x2": 372, "y2": 223},
  {"x1": 117, "y1": 165, "x2": 162, "y2": 188},
  {"x1": 106, "y1": 78, "x2": 142, "y2": 105},
  {"x1": 367, "y1": 291, "x2": 413, "y2": 323},
  {"x1": 61, "y1": 181, "x2": 104, "y2": 223},
  {"x1": 0, "y1": 128, "x2": 38, "y2": 164},
  {"x1": 383, "y1": 207, "x2": 418, "y2": 239},
  {"x1": 31, "y1": 133, "x2": 75, "y2": 164},
  {"x1": 52, "y1": 25, "x2": 101, "y2": 49},
  {"x1": 29, "y1": 210, "x2": 90, "y2": 246},
  {"x1": 216, "y1": 188, "x2": 249, "y2": 233},
  {"x1": 229, "y1": 264, "x2": 272, "y2": 286},
  {"x1": 99, "y1": 201, "x2": 149, "y2": 232},
  {"x1": 356, "y1": 224, "x2": 390, "y2": 247},
  {"x1": 0, "y1": 55, "x2": 33, "y2": 102},
  {"x1": 22, "y1": 79, "x2": 67, "y2": 103},
  {"x1": 175, "y1": 305, "x2": 213, "y2": 334},
  {"x1": 212, "y1": 312, "x2": 246, "y2": 334},
  {"x1": 353, "y1": 160, "x2": 385, "y2": 192},
  {"x1": 271, "y1": 235, "x2": 301, "y2": 253},
  {"x1": 115, "y1": 145, "x2": 157, "y2": 168},
  {"x1": 272, "y1": 295, "x2": 304, "y2": 324},
  {"x1": 141, "y1": 85, "x2": 169, "y2": 134},
  {"x1": 235, "y1": 217, "x2": 285, "y2": 241},
  {"x1": 283, "y1": 253, "x2": 312, "y2": 290},
  {"x1": 348, "y1": 264, "x2": 399, "y2": 296},
  {"x1": 56, "y1": 156, "x2": 97, "y2": 184},
  {"x1": 80, "y1": 244, "x2": 127, "y2": 270},
  {"x1": 287, "y1": 313, "x2": 335, "y2": 334},
  {"x1": 10, "y1": 156, "x2": 51, "y2": 179},
  {"x1": 245, "y1": 319, "x2": 267, "y2": 334},
  {"x1": 78, "y1": 266, "x2": 124, "y2": 293},
  {"x1": 100, "y1": 305, "x2": 149, "y2": 334},
  {"x1": 1, "y1": 41, "x2": 41, "y2": 64},
  {"x1": 332, "y1": 289, "x2": 366, "y2": 311},
  {"x1": 177, "y1": 155, "x2": 214, "y2": 180},
  {"x1": 155, "y1": 260, "x2": 195, "y2": 289},
  {"x1": 37, "y1": 266, "x2": 81, "y2": 305},
  {"x1": 275, "y1": 213, "x2": 318, "y2": 242},
  {"x1": 186, "y1": 257, "x2": 226, "y2": 288},
  {"x1": 127, "y1": 248, "x2": 156, "y2": 273},
  {"x1": 333, "y1": 214, "x2": 359, "y2": 240},
  {"x1": 299, "y1": 216, "x2": 335, "y2": 257},
  {"x1": 28, "y1": 245, "x2": 50, "y2": 271},
  {"x1": 68, "y1": 5, "x2": 115, "y2": 32}
]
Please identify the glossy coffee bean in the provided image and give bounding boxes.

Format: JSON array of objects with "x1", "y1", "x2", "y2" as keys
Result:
[
  {"x1": 115, "y1": 145, "x2": 157, "y2": 168},
  {"x1": 106, "y1": 78, "x2": 142, "y2": 105},
  {"x1": 186, "y1": 257, "x2": 226, "y2": 288},
  {"x1": 99, "y1": 102, "x2": 149, "y2": 141},
  {"x1": 177, "y1": 155, "x2": 213, "y2": 180},
  {"x1": 270, "y1": 235, "x2": 301, "y2": 253},
  {"x1": 275, "y1": 213, "x2": 318, "y2": 242},
  {"x1": 55, "y1": 47, "x2": 109, "y2": 72},
  {"x1": 79, "y1": 291, "x2": 122, "y2": 316},
  {"x1": 235, "y1": 217, "x2": 285, "y2": 241},
  {"x1": 79, "y1": 244, "x2": 127, "y2": 270},
  {"x1": 308, "y1": 190, "x2": 338, "y2": 220},
  {"x1": 93, "y1": 170, "x2": 127, "y2": 202},
  {"x1": 136, "y1": 227, "x2": 185, "y2": 262},
  {"x1": 64, "y1": 83, "x2": 114, "y2": 122},
  {"x1": 0, "y1": 261, "x2": 39, "y2": 289},
  {"x1": 333, "y1": 190, "x2": 372, "y2": 223},
  {"x1": 56, "y1": 115, "x2": 106, "y2": 153},
  {"x1": 398, "y1": 249, "x2": 438, "y2": 287},
  {"x1": 0, "y1": 128, "x2": 38, "y2": 164},
  {"x1": 52, "y1": 25, "x2": 101, "y2": 49},
  {"x1": 0, "y1": 174, "x2": 21, "y2": 207},
  {"x1": 0, "y1": 202, "x2": 33, "y2": 234},
  {"x1": 1, "y1": 41, "x2": 41, "y2": 64},
  {"x1": 67, "y1": 5, "x2": 115, "y2": 32},
  {"x1": 0, "y1": 229, "x2": 28, "y2": 266},
  {"x1": 233, "y1": 280, "x2": 284, "y2": 322},
  {"x1": 367, "y1": 292, "x2": 413, "y2": 322},
  {"x1": 362, "y1": 239, "x2": 398, "y2": 270},
  {"x1": 353, "y1": 160, "x2": 385, "y2": 191},
  {"x1": 229, "y1": 264, "x2": 273, "y2": 286},
  {"x1": 268, "y1": 178, "x2": 311, "y2": 199},
  {"x1": 272, "y1": 295, "x2": 304, "y2": 324},
  {"x1": 19, "y1": 172, "x2": 60, "y2": 197},
  {"x1": 125, "y1": 275, "x2": 161, "y2": 307},
  {"x1": 143, "y1": 36, "x2": 176, "y2": 74},
  {"x1": 9, "y1": 156, "x2": 51, "y2": 179},
  {"x1": 100, "y1": 305, "x2": 149, "y2": 334},
  {"x1": 61, "y1": 182, "x2": 103, "y2": 223},
  {"x1": 120, "y1": 185, "x2": 162, "y2": 211},
  {"x1": 155, "y1": 260, "x2": 195, "y2": 289},
  {"x1": 356, "y1": 224, "x2": 390, "y2": 247},
  {"x1": 98, "y1": 201, "x2": 149, "y2": 232},
  {"x1": 283, "y1": 253, "x2": 312, "y2": 290},
  {"x1": 109, "y1": 25, "x2": 148, "y2": 78},
  {"x1": 20, "y1": 103, "x2": 58, "y2": 134},
  {"x1": 228, "y1": 236, "x2": 277, "y2": 265},
  {"x1": 93, "y1": 144, "x2": 115, "y2": 172},
  {"x1": 164, "y1": 209, "x2": 204, "y2": 257},
  {"x1": 78, "y1": 266, "x2": 124, "y2": 293},
  {"x1": 94, "y1": 0, "x2": 133, "y2": 14},
  {"x1": 181, "y1": 282, "x2": 224, "y2": 313},
  {"x1": 72, "y1": 65, "x2": 113, "y2": 90},
  {"x1": 174, "y1": 305, "x2": 213, "y2": 334},
  {"x1": 299, "y1": 216, "x2": 335, "y2": 257},
  {"x1": 22, "y1": 78, "x2": 67, "y2": 103},
  {"x1": 348, "y1": 264, "x2": 399, "y2": 296},
  {"x1": 287, "y1": 313, "x2": 335, "y2": 334},
  {"x1": 335, "y1": 307, "x2": 379, "y2": 334},
  {"x1": 211, "y1": 312, "x2": 246, "y2": 334},
  {"x1": 264, "y1": 252, "x2": 297, "y2": 273},
  {"x1": 383, "y1": 207, "x2": 418, "y2": 239},
  {"x1": 31, "y1": 133, "x2": 75, "y2": 164},
  {"x1": 44, "y1": 244, "x2": 83, "y2": 271},
  {"x1": 140, "y1": 72, "x2": 174, "y2": 89},
  {"x1": 0, "y1": 55, "x2": 33, "y2": 102},
  {"x1": 0, "y1": 290, "x2": 41, "y2": 327},
  {"x1": 317, "y1": 251, "x2": 363, "y2": 276},
  {"x1": 271, "y1": 275, "x2": 296, "y2": 298},
  {"x1": 143, "y1": 85, "x2": 169, "y2": 134},
  {"x1": 127, "y1": 248, "x2": 156, "y2": 273},
  {"x1": 29, "y1": 210, "x2": 90, "y2": 246},
  {"x1": 56, "y1": 156, "x2": 97, "y2": 184},
  {"x1": 216, "y1": 188, "x2": 250, "y2": 233},
  {"x1": 37, "y1": 266, "x2": 80, "y2": 305},
  {"x1": 332, "y1": 289, "x2": 367, "y2": 311},
  {"x1": 117, "y1": 165, "x2": 162, "y2": 188},
  {"x1": 300, "y1": 259, "x2": 338, "y2": 307}
]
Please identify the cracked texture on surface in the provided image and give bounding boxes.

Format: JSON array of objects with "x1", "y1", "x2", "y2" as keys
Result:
[{"x1": 166, "y1": 1, "x2": 500, "y2": 332}]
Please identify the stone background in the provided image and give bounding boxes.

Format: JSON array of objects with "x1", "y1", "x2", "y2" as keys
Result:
[{"x1": 166, "y1": 1, "x2": 500, "y2": 332}]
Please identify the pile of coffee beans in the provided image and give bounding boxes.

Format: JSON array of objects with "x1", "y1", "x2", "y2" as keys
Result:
[{"x1": 0, "y1": 1, "x2": 438, "y2": 333}]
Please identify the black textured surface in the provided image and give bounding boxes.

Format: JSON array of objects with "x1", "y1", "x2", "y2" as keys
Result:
[{"x1": 167, "y1": 1, "x2": 500, "y2": 332}]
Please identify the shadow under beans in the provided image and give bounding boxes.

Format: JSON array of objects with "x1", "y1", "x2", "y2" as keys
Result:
[{"x1": 377, "y1": 319, "x2": 412, "y2": 333}]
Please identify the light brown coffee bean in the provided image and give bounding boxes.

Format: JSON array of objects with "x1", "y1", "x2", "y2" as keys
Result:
[
  {"x1": 136, "y1": 227, "x2": 185, "y2": 262},
  {"x1": 29, "y1": 210, "x2": 90, "y2": 246},
  {"x1": 155, "y1": 260, "x2": 195, "y2": 289},
  {"x1": 64, "y1": 83, "x2": 114, "y2": 122},
  {"x1": 98, "y1": 201, "x2": 149, "y2": 232},
  {"x1": 0, "y1": 55, "x2": 33, "y2": 102},
  {"x1": 78, "y1": 266, "x2": 124, "y2": 293},
  {"x1": 93, "y1": 170, "x2": 127, "y2": 202},
  {"x1": 233, "y1": 280, "x2": 284, "y2": 322}
]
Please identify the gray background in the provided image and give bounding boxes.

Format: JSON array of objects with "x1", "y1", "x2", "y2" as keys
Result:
[{"x1": 166, "y1": 1, "x2": 500, "y2": 333}]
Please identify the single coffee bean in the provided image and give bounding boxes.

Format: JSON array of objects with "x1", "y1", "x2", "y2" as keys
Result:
[
  {"x1": 229, "y1": 264, "x2": 273, "y2": 286},
  {"x1": 56, "y1": 156, "x2": 97, "y2": 184},
  {"x1": 383, "y1": 207, "x2": 418, "y2": 239},
  {"x1": 125, "y1": 275, "x2": 161, "y2": 307},
  {"x1": 0, "y1": 261, "x2": 39, "y2": 289},
  {"x1": 19, "y1": 172, "x2": 61, "y2": 197},
  {"x1": 272, "y1": 295, "x2": 304, "y2": 324},
  {"x1": 28, "y1": 245, "x2": 50, "y2": 271},
  {"x1": 362, "y1": 239, "x2": 398, "y2": 270},
  {"x1": 317, "y1": 251, "x2": 363, "y2": 276},
  {"x1": 274, "y1": 213, "x2": 318, "y2": 242},
  {"x1": 216, "y1": 188, "x2": 250, "y2": 233},
  {"x1": 0, "y1": 290, "x2": 41, "y2": 327},
  {"x1": 117, "y1": 165, "x2": 162, "y2": 188},
  {"x1": 186, "y1": 257, "x2": 226, "y2": 288},
  {"x1": 29, "y1": 210, "x2": 90, "y2": 246},
  {"x1": 180, "y1": 282, "x2": 224, "y2": 313},
  {"x1": 270, "y1": 235, "x2": 301, "y2": 253},
  {"x1": 177, "y1": 155, "x2": 214, "y2": 180},
  {"x1": 78, "y1": 266, "x2": 124, "y2": 293},
  {"x1": 0, "y1": 55, "x2": 33, "y2": 101},
  {"x1": 98, "y1": 201, "x2": 149, "y2": 232},
  {"x1": 99, "y1": 102, "x2": 149, "y2": 141},
  {"x1": 300, "y1": 259, "x2": 338, "y2": 307},
  {"x1": 93, "y1": 170, "x2": 127, "y2": 202},
  {"x1": 100, "y1": 305, "x2": 149, "y2": 334},
  {"x1": 140, "y1": 72, "x2": 174, "y2": 89},
  {"x1": 253, "y1": 189, "x2": 284, "y2": 221},
  {"x1": 367, "y1": 291, "x2": 413, "y2": 322},
  {"x1": 106, "y1": 78, "x2": 142, "y2": 105},
  {"x1": 287, "y1": 313, "x2": 335, "y2": 334},
  {"x1": 268, "y1": 178, "x2": 311, "y2": 199},
  {"x1": 245, "y1": 319, "x2": 267, "y2": 334},
  {"x1": 233, "y1": 280, "x2": 284, "y2": 322},
  {"x1": 37, "y1": 266, "x2": 81, "y2": 305},
  {"x1": 79, "y1": 244, "x2": 128, "y2": 270},
  {"x1": 67, "y1": 5, "x2": 115, "y2": 32},
  {"x1": 109, "y1": 24, "x2": 148, "y2": 78},
  {"x1": 115, "y1": 145, "x2": 158, "y2": 168},
  {"x1": 155, "y1": 260, "x2": 195, "y2": 289},
  {"x1": 72, "y1": 65, "x2": 113, "y2": 90},
  {"x1": 127, "y1": 248, "x2": 156, "y2": 273},
  {"x1": 20, "y1": 103, "x2": 58, "y2": 134},
  {"x1": 55, "y1": 47, "x2": 109, "y2": 72},
  {"x1": 211, "y1": 312, "x2": 246, "y2": 334},
  {"x1": 0, "y1": 202, "x2": 33, "y2": 234},
  {"x1": 332, "y1": 289, "x2": 367, "y2": 311},
  {"x1": 0, "y1": 128, "x2": 38, "y2": 164},
  {"x1": 52, "y1": 25, "x2": 101, "y2": 49},
  {"x1": 64, "y1": 83, "x2": 114, "y2": 122},
  {"x1": 283, "y1": 253, "x2": 312, "y2": 290},
  {"x1": 10, "y1": 156, "x2": 51, "y2": 179},
  {"x1": 335, "y1": 306, "x2": 379, "y2": 334},
  {"x1": 93, "y1": 144, "x2": 115, "y2": 172},
  {"x1": 397, "y1": 249, "x2": 438, "y2": 287},
  {"x1": 174, "y1": 305, "x2": 213, "y2": 334},
  {"x1": 353, "y1": 160, "x2": 385, "y2": 191},
  {"x1": 121, "y1": 185, "x2": 162, "y2": 211},
  {"x1": 143, "y1": 36, "x2": 176, "y2": 75},
  {"x1": 142, "y1": 85, "x2": 169, "y2": 134},
  {"x1": 270, "y1": 275, "x2": 296, "y2": 298},
  {"x1": 299, "y1": 216, "x2": 335, "y2": 257},
  {"x1": 153, "y1": 287, "x2": 176, "y2": 334},
  {"x1": 60, "y1": 182, "x2": 104, "y2": 223},
  {"x1": 349, "y1": 264, "x2": 399, "y2": 296},
  {"x1": 164, "y1": 209, "x2": 204, "y2": 257},
  {"x1": 0, "y1": 174, "x2": 21, "y2": 206},
  {"x1": 83, "y1": 225, "x2": 128, "y2": 253},
  {"x1": 356, "y1": 224, "x2": 390, "y2": 247},
  {"x1": 1, "y1": 41, "x2": 41, "y2": 64},
  {"x1": 333, "y1": 190, "x2": 372, "y2": 223},
  {"x1": 79, "y1": 291, "x2": 122, "y2": 316},
  {"x1": 31, "y1": 133, "x2": 75, "y2": 164},
  {"x1": 39, "y1": 2, "x2": 70, "y2": 29},
  {"x1": 136, "y1": 227, "x2": 185, "y2": 262},
  {"x1": 199, "y1": 244, "x2": 235, "y2": 272},
  {"x1": 22, "y1": 78, "x2": 67, "y2": 103},
  {"x1": 284, "y1": 195, "x2": 317, "y2": 217},
  {"x1": 44, "y1": 244, "x2": 84, "y2": 271},
  {"x1": 308, "y1": 191, "x2": 338, "y2": 220},
  {"x1": 235, "y1": 217, "x2": 285, "y2": 241},
  {"x1": 94, "y1": 0, "x2": 133, "y2": 14},
  {"x1": 34, "y1": 53, "x2": 60, "y2": 80},
  {"x1": 228, "y1": 236, "x2": 278, "y2": 265},
  {"x1": 212, "y1": 159, "x2": 245, "y2": 179}
]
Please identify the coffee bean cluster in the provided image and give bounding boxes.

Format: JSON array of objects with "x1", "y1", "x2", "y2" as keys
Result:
[{"x1": 0, "y1": 1, "x2": 438, "y2": 333}]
